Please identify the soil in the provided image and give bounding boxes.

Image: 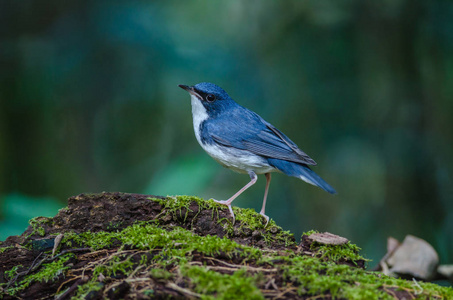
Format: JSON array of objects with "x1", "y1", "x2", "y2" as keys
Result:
[{"x1": 0, "y1": 193, "x2": 450, "y2": 299}]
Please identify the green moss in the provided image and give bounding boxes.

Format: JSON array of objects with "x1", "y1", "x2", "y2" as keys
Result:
[
  {"x1": 149, "y1": 268, "x2": 173, "y2": 281},
  {"x1": 5, "y1": 254, "x2": 73, "y2": 296},
  {"x1": 62, "y1": 222, "x2": 261, "y2": 263},
  {"x1": 63, "y1": 230, "x2": 118, "y2": 250},
  {"x1": 92, "y1": 255, "x2": 135, "y2": 278},
  {"x1": 3, "y1": 195, "x2": 452, "y2": 299},
  {"x1": 23, "y1": 254, "x2": 73, "y2": 284},
  {"x1": 302, "y1": 229, "x2": 318, "y2": 236},
  {"x1": 29, "y1": 216, "x2": 53, "y2": 237},
  {"x1": 182, "y1": 265, "x2": 264, "y2": 300},
  {"x1": 121, "y1": 223, "x2": 262, "y2": 262},
  {"x1": 58, "y1": 207, "x2": 69, "y2": 214},
  {"x1": 300, "y1": 230, "x2": 367, "y2": 265},
  {"x1": 233, "y1": 207, "x2": 267, "y2": 231},
  {"x1": 279, "y1": 255, "x2": 453, "y2": 299},
  {"x1": 72, "y1": 281, "x2": 104, "y2": 300},
  {"x1": 0, "y1": 245, "x2": 14, "y2": 254},
  {"x1": 150, "y1": 195, "x2": 220, "y2": 223},
  {"x1": 149, "y1": 196, "x2": 295, "y2": 248},
  {"x1": 313, "y1": 241, "x2": 367, "y2": 265},
  {"x1": 58, "y1": 220, "x2": 266, "y2": 299},
  {"x1": 4, "y1": 265, "x2": 22, "y2": 281}
]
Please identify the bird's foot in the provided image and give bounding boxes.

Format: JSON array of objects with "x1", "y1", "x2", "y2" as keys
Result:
[
  {"x1": 213, "y1": 199, "x2": 235, "y2": 224},
  {"x1": 260, "y1": 212, "x2": 270, "y2": 228}
]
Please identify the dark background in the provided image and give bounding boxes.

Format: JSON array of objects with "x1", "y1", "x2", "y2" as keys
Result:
[{"x1": 1, "y1": 1, "x2": 452, "y2": 267}]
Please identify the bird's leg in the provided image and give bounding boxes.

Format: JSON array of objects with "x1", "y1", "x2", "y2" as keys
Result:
[
  {"x1": 259, "y1": 173, "x2": 271, "y2": 227},
  {"x1": 214, "y1": 171, "x2": 258, "y2": 224}
]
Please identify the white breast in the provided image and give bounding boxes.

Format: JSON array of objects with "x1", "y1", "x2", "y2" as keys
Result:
[
  {"x1": 190, "y1": 95, "x2": 209, "y2": 146},
  {"x1": 189, "y1": 96, "x2": 275, "y2": 175}
]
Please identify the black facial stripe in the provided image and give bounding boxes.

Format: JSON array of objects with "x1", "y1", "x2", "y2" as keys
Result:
[{"x1": 193, "y1": 88, "x2": 214, "y2": 101}]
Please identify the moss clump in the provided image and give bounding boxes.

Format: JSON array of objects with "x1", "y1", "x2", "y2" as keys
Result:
[
  {"x1": 22, "y1": 254, "x2": 73, "y2": 285},
  {"x1": 315, "y1": 241, "x2": 365, "y2": 264},
  {"x1": 63, "y1": 222, "x2": 261, "y2": 262},
  {"x1": 125, "y1": 223, "x2": 261, "y2": 261},
  {"x1": 92, "y1": 254, "x2": 135, "y2": 278},
  {"x1": 156, "y1": 195, "x2": 296, "y2": 248},
  {"x1": 63, "y1": 230, "x2": 119, "y2": 250},
  {"x1": 29, "y1": 216, "x2": 53, "y2": 237},
  {"x1": 280, "y1": 255, "x2": 453, "y2": 299},
  {"x1": 300, "y1": 230, "x2": 367, "y2": 265},
  {"x1": 151, "y1": 195, "x2": 224, "y2": 225},
  {"x1": 149, "y1": 268, "x2": 173, "y2": 281},
  {"x1": 231, "y1": 207, "x2": 295, "y2": 247},
  {"x1": 58, "y1": 222, "x2": 265, "y2": 299},
  {"x1": 311, "y1": 240, "x2": 366, "y2": 264},
  {"x1": 4, "y1": 265, "x2": 22, "y2": 281},
  {"x1": 0, "y1": 245, "x2": 14, "y2": 254},
  {"x1": 73, "y1": 281, "x2": 104, "y2": 300},
  {"x1": 182, "y1": 266, "x2": 264, "y2": 300},
  {"x1": 5, "y1": 254, "x2": 73, "y2": 295}
]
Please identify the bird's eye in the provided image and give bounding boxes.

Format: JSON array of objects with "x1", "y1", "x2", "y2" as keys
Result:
[{"x1": 206, "y1": 94, "x2": 216, "y2": 102}]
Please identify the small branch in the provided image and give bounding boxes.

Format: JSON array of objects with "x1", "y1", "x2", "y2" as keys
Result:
[
  {"x1": 51, "y1": 248, "x2": 92, "y2": 260},
  {"x1": 166, "y1": 282, "x2": 201, "y2": 299},
  {"x1": 191, "y1": 260, "x2": 278, "y2": 273},
  {"x1": 55, "y1": 276, "x2": 88, "y2": 300},
  {"x1": 6, "y1": 252, "x2": 46, "y2": 288}
]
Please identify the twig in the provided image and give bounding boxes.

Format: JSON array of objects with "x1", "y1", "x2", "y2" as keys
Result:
[
  {"x1": 56, "y1": 276, "x2": 83, "y2": 295},
  {"x1": 55, "y1": 276, "x2": 88, "y2": 300},
  {"x1": 412, "y1": 278, "x2": 423, "y2": 295},
  {"x1": 274, "y1": 286, "x2": 300, "y2": 299},
  {"x1": 51, "y1": 248, "x2": 92, "y2": 260},
  {"x1": 166, "y1": 282, "x2": 201, "y2": 299},
  {"x1": 382, "y1": 286, "x2": 399, "y2": 300},
  {"x1": 6, "y1": 252, "x2": 47, "y2": 288},
  {"x1": 190, "y1": 260, "x2": 278, "y2": 273}
]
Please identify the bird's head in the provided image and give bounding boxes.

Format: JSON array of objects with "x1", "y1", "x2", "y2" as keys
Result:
[{"x1": 179, "y1": 82, "x2": 235, "y2": 118}]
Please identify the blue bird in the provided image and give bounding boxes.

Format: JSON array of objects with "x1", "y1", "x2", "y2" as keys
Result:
[{"x1": 179, "y1": 82, "x2": 335, "y2": 226}]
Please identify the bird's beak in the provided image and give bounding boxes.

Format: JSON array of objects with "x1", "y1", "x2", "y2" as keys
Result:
[{"x1": 178, "y1": 84, "x2": 202, "y2": 100}]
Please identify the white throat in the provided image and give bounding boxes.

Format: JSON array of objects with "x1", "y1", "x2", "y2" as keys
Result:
[{"x1": 190, "y1": 95, "x2": 209, "y2": 145}]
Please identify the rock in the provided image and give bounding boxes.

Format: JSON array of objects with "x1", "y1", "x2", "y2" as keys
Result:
[
  {"x1": 308, "y1": 232, "x2": 349, "y2": 245},
  {"x1": 387, "y1": 235, "x2": 439, "y2": 280},
  {"x1": 438, "y1": 265, "x2": 453, "y2": 281}
]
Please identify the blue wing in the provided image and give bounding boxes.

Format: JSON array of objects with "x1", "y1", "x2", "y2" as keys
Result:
[{"x1": 202, "y1": 105, "x2": 317, "y2": 166}]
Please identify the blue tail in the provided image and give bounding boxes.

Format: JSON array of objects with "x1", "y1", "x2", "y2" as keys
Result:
[{"x1": 268, "y1": 158, "x2": 336, "y2": 194}]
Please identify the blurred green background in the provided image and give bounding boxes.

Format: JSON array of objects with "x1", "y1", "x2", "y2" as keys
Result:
[{"x1": 1, "y1": 1, "x2": 452, "y2": 267}]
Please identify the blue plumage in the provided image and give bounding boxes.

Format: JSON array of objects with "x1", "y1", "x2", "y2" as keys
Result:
[
  {"x1": 267, "y1": 159, "x2": 336, "y2": 194},
  {"x1": 179, "y1": 82, "x2": 335, "y2": 225}
]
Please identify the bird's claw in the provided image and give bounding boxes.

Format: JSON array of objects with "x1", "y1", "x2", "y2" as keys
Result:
[
  {"x1": 260, "y1": 212, "x2": 270, "y2": 228},
  {"x1": 213, "y1": 199, "x2": 236, "y2": 225}
]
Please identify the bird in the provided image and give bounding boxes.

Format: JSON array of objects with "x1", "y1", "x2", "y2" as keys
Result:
[{"x1": 179, "y1": 82, "x2": 336, "y2": 226}]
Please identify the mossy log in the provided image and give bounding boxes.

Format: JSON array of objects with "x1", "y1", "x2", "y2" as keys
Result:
[{"x1": 0, "y1": 192, "x2": 452, "y2": 299}]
